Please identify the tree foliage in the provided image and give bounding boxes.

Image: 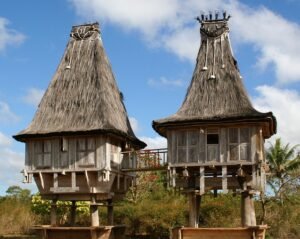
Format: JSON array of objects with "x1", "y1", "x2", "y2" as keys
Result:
[{"x1": 266, "y1": 138, "x2": 300, "y2": 201}]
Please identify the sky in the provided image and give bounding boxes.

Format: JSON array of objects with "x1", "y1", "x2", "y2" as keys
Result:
[{"x1": 0, "y1": 0, "x2": 300, "y2": 195}]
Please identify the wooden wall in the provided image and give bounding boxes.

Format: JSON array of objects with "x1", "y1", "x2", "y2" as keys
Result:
[
  {"x1": 25, "y1": 136, "x2": 123, "y2": 171},
  {"x1": 167, "y1": 126, "x2": 264, "y2": 166}
]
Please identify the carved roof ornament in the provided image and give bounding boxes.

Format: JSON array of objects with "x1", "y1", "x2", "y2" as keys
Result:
[{"x1": 70, "y1": 24, "x2": 100, "y2": 40}]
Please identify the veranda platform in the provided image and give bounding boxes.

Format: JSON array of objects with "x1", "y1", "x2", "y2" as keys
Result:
[
  {"x1": 32, "y1": 225, "x2": 126, "y2": 239},
  {"x1": 172, "y1": 225, "x2": 268, "y2": 239}
]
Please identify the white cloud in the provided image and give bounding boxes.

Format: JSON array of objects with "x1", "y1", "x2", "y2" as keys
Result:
[
  {"x1": 69, "y1": 0, "x2": 300, "y2": 83},
  {"x1": 0, "y1": 101, "x2": 19, "y2": 123},
  {"x1": 23, "y1": 88, "x2": 45, "y2": 107},
  {"x1": 140, "y1": 136, "x2": 167, "y2": 149},
  {"x1": 70, "y1": 0, "x2": 180, "y2": 39},
  {"x1": 0, "y1": 17, "x2": 25, "y2": 52},
  {"x1": 0, "y1": 131, "x2": 27, "y2": 195},
  {"x1": 129, "y1": 116, "x2": 139, "y2": 134},
  {"x1": 147, "y1": 76, "x2": 185, "y2": 88},
  {"x1": 253, "y1": 85, "x2": 300, "y2": 147},
  {"x1": 0, "y1": 132, "x2": 12, "y2": 147},
  {"x1": 228, "y1": 4, "x2": 300, "y2": 84}
]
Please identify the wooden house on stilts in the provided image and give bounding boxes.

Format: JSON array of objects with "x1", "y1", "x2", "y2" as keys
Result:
[
  {"x1": 14, "y1": 23, "x2": 146, "y2": 227},
  {"x1": 153, "y1": 13, "x2": 276, "y2": 229}
]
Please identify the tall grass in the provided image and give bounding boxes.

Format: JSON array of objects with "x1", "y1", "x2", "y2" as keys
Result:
[{"x1": 0, "y1": 199, "x2": 37, "y2": 235}]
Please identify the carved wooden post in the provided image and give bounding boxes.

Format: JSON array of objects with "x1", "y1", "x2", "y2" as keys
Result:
[
  {"x1": 107, "y1": 199, "x2": 114, "y2": 225},
  {"x1": 70, "y1": 201, "x2": 76, "y2": 226},
  {"x1": 188, "y1": 193, "x2": 201, "y2": 228},
  {"x1": 50, "y1": 199, "x2": 57, "y2": 226},
  {"x1": 90, "y1": 196, "x2": 99, "y2": 227},
  {"x1": 241, "y1": 190, "x2": 256, "y2": 226}
]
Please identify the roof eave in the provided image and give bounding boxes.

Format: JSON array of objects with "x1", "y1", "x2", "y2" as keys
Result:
[
  {"x1": 13, "y1": 128, "x2": 146, "y2": 149},
  {"x1": 153, "y1": 113, "x2": 277, "y2": 139}
]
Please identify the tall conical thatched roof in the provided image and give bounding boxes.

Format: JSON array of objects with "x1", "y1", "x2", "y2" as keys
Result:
[
  {"x1": 153, "y1": 17, "x2": 276, "y2": 138},
  {"x1": 14, "y1": 23, "x2": 146, "y2": 149}
]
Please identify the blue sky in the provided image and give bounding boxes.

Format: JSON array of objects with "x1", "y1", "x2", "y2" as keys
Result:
[{"x1": 0, "y1": 0, "x2": 300, "y2": 195}]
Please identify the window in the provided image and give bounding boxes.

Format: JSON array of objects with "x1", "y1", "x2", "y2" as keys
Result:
[
  {"x1": 176, "y1": 131, "x2": 199, "y2": 163},
  {"x1": 77, "y1": 138, "x2": 95, "y2": 166},
  {"x1": 34, "y1": 140, "x2": 52, "y2": 168},
  {"x1": 229, "y1": 128, "x2": 250, "y2": 161},
  {"x1": 207, "y1": 129, "x2": 219, "y2": 162}
]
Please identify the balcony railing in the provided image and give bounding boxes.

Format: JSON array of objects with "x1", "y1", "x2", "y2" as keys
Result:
[{"x1": 121, "y1": 148, "x2": 168, "y2": 172}]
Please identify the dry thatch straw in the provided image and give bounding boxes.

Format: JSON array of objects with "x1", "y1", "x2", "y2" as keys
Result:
[
  {"x1": 14, "y1": 23, "x2": 145, "y2": 149},
  {"x1": 153, "y1": 19, "x2": 276, "y2": 137}
]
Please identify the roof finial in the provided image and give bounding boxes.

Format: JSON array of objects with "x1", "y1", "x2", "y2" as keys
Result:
[
  {"x1": 196, "y1": 10, "x2": 230, "y2": 23},
  {"x1": 215, "y1": 10, "x2": 219, "y2": 20},
  {"x1": 223, "y1": 11, "x2": 231, "y2": 20}
]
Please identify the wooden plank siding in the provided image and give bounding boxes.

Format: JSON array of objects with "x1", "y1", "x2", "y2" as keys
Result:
[
  {"x1": 168, "y1": 126, "x2": 261, "y2": 166},
  {"x1": 26, "y1": 136, "x2": 116, "y2": 171},
  {"x1": 24, "y1": 135, "x2": 133, "y2": 201}
]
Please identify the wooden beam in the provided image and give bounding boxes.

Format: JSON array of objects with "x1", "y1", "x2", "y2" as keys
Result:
[
  {"x1": 188, "y1": 193, "x2": 201, "y2": 228},
  {"x1": 172, "y1": 167, "x2": 176, "y2": 187},
  {"x1": 50, "y1": 199, "x2": 57, "y2": 226},
  {"x1": 222, "y1": 166, "x2": 228, "y2": 193},
  {"x1": 241, "y1": 190, "x2": 256, "y2": 227},
  {"x1": 71, "y1": 172, "x2": 76, "y2": 189},
  {"x1": 85, "y1": 170, "x2": 90, "y2": 188},
  {"x1": 39, "y1": 172, "x2": 45, "y2": 190},
  {"x1": 53, "y1": 173, "x2": 58, "y2": 189},
  {"x1": 199, "y1": 167, "x2": 205, "y2": 195},
  {"x1": 90, "y1": 196, "x2": 99, "y2": 227},
  {"x1": 107, "y1": 199, "x2": 114, "y2": 225},
  {"x1": 70, "y1": 201, "x2": 76, "y2": 226}
]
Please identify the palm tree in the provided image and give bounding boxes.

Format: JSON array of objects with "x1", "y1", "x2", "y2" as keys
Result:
[{"x1": 266, "y1": 138, "x2": 300, "y2": 202}]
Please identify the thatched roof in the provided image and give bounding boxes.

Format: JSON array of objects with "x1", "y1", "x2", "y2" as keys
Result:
[
  {"x1": 153, "y1": 18, "x2": 276, "y2": 138},
  {"x1": 14, "y1": 23, "x2": 146, "y2": 149}
]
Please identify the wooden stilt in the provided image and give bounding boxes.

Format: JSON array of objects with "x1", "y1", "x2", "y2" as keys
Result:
[
  {"x1": 70, "y1": 201, "x2": 76, "y2": 226},
  {"x1": 107, "y1": 199, "x2": 114, "y2": 225},
  {"x1": 188, "y1": 193, "x2": 201, "y2": 228},
  {"x1": 90, "y1": 196, "x2": 99, "y2": 227},
  {"x1": 50, "y1": 199, "x2": 57, "y2": 226},
  {"x1": 241, "y1": 190, "x2": 256, "y2": 227}
]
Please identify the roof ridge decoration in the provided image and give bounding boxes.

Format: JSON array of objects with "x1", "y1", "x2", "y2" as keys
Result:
[{"x1": 71, "y1": 23, "x2": 100, "y2": 40}]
